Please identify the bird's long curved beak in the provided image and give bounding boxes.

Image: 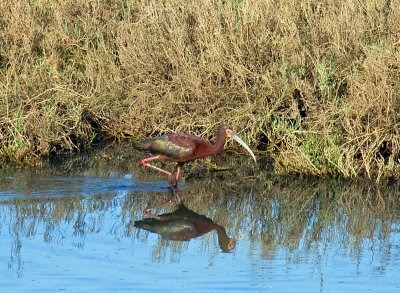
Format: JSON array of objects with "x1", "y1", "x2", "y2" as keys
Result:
[{"x1": 231, "y1": 133, "x2": 257, "y2": 162}]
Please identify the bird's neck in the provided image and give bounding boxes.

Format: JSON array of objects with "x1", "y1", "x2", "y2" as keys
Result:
[
  {"x1": 209, "y1": 129, "x2": 227, "y2": 155},
  {"x1": 215, "y1": 225, "x2": 235, "y2": 252}
]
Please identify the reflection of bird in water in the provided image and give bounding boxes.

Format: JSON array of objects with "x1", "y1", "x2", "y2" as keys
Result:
[
  {"x1": 133, "y1": 124, "x2": 256, "y2": 188},
  {"x1": 134, "y1": 204, "x2": 236, "y2": 253},
  {"x1": 142, "y1": 188, "x2": 182, "y2": 217}
]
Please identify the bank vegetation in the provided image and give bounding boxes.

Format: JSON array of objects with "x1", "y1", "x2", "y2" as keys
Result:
[{"x1": 1, "y1": 0, "x2": 400, "y2": 181}]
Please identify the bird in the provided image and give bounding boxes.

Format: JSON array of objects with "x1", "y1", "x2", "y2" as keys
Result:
[
  {"x1": 135, "y1": 202, "x2": 236, "y2": 252},
  {"x1": 133, "y1": 124, "x2": 256, "y2": 188}
]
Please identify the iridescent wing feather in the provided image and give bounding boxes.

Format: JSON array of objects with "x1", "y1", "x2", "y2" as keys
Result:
[{"x1": 133, "y1": 134, "x2": 200, "y2": 161}]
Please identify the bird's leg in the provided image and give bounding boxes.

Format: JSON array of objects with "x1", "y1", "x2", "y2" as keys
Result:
[
  {"x1": 143, "y1": 189, "x2": 181, "y2": 218},
  {"x1": 174, "y1": 188, "x2": 181, "y2": 203},
  {"x1": 141, "y1": 156, "x2": 173, "y2": 180},
  {"x1": 170, "y1": 164, "x2": 183, "y2": 189},
  {"x1": 175, "y1": 164, "x2": 182, "y2": 183},
  {"x1": 143, "y1": 198, "x2": 173, "y2": 218}
]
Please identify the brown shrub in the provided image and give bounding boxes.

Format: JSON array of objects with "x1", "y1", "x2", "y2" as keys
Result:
[{"x1": 0, "y1": 0, "x2": 399, "y2": 181}]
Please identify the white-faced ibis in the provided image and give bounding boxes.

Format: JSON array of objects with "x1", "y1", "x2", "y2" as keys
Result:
[
  {"x1": 135, "y1": 203, "x2": 236, "y2": 252},
  {"x1": 133, "y1": 124, "x2": 256, "y2": 187}
]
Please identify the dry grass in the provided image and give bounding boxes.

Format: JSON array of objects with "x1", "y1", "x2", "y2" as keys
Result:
[{"x1": 1, "y1": 0, "x2": 400, "y2": 181}]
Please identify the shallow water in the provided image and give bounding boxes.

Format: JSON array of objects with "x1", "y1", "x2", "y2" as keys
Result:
[{"x1": 1, "y1": 145, "x2": 399, "y2": 292}]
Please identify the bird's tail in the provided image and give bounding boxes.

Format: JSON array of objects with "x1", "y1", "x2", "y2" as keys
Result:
[{"x1": 132, "y1": 139, "x2": 153, "y2": 151}]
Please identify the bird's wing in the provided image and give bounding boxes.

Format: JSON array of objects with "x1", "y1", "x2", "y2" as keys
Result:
[{"x1": 145, "y1": 134, "x2": 196, "y2": 161}]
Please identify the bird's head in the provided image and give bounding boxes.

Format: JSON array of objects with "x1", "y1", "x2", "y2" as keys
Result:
[
  {"x1": 221, "y1": 238, "x2": 237, "y2": 253},
  {"x1": 220, "y1": 125, "x2": 257, "y2": 163}
]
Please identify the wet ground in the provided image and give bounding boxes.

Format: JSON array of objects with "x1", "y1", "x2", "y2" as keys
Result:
[{"x1": 1, "y1": 144, "x2": 399, "y2": 292}]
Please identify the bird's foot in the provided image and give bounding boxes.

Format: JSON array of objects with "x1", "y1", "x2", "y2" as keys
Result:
[
  {"x1": 168, "y1": 189, "x2": 182, "y2": 204},
  {"x1": 168, "y1": 177, "x2": 178, "y2": 190},
  {"x1": 174, "y1": 191, "x2": 182, "y2": 204},
  {"x1": 142, "y1": 207, "x2": 157, "y2": 218},
  {"x1": 142, "y1": 207, "x2": 151, "y2": 218}
]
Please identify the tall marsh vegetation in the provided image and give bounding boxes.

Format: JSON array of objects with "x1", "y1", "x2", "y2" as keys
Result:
[{"x1": 0, "y1": 0, "x2": 399, "y2": 181}]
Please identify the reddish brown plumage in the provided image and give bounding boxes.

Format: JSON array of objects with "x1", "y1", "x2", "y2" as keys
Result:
[
  {"x1": 135, "y1": 202, "x2": 236, "y2": 252},
  {"x1": 133, "y1": 124, "x2": 256, "y2": 188},
  {"x1": 133, "y1": 125, "x2": 230, "y2": 163}
]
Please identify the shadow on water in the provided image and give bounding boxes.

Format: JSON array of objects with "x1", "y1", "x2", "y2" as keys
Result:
[
  {"x1": 135, "y1": 189, "x2": 236, "y2": 253},
  {"x1": 0, "y1": 143, "x2": 400, "y2": 291}
]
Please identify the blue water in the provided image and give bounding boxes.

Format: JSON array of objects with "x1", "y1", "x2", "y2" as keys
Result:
[{"x1": 0, "y1": 166, "x2": 399, "y2": 292}]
